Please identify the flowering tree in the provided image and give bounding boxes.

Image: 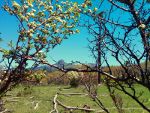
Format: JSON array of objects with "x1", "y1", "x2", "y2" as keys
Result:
[{"x1": 0, "y1": 0, "x2": 81, "y2": 96}]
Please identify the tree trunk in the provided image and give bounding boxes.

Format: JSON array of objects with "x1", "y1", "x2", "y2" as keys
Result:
[{"x1": 97, "y1": 36, "x2": 101, "y2": 84}]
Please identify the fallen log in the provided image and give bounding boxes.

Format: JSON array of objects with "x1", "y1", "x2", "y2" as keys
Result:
[
  {"x1": 58, "y1": 92, "x2": 88, "y2": 96},
  {"x1": 34, "y1": 103, "x2": 39, "y2": 110},
  {"x1": 50, "y1": 92, "x2": 104, "y2": 113},
  {"x1": 57, "y1": 100, "x2": 104, "y2": 112},
  {"x1": 50, "y1": 94, "x2": 58, "y2": 113}
]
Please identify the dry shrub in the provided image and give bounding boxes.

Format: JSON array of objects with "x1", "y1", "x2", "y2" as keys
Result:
[
  {"x1": 69, "y1": 77, "x2": 80, "y2": 87},
  {"x1": 46, "y1": 71, "x2": 70, "y2": 85},
  {"x1": 17, "y1": 86, "x2": 33, "y2": 96}
]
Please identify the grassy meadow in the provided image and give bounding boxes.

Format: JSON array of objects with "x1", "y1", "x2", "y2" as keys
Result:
[{"x1": 2, "y1": 84, "x2": 150, "y2": 113}]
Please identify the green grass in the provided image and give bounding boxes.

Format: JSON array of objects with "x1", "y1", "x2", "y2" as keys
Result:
[{"x1": 2, "y1": 84, "x2": 150, "y2": 113}]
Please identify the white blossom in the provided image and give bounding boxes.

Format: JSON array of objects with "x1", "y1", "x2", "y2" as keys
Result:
[
  {"x1": 32, "y1": 9, "x2": 36, "y2": 12},
  {"x1": 139, "y1": 24, "x2": 146, "y2": 29},
  {"x1": 12, "y1": 1, "x2": 21, "y2": 9},
  {"x1": 94, "y1": 7, "x2": 98, "y2": 12},
  {"x1": 24, "y1": 5, "x2": 29, "y2": 9},
  {"x1": 88, "y1": 9, "x2": 92, "y2": 13}
]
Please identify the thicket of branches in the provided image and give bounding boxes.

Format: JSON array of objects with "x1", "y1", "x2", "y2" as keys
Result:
[
  {"x1": 80, "y1": 0, "x2": 150, "y2": 112},
  {"x1": 0, "y1": 0, "x2": 150, "y2": 112}
]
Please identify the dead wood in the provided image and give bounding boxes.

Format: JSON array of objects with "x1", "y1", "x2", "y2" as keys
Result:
[
  {"x1": 58, "y1": 92, "x2": 88, "y2": 96},
  {"x1": 57, "y1": 100, "x2": 104, "y2": 112},
  {"x1": 50, "y1": 94, "x2": 58, "y2": 113}
]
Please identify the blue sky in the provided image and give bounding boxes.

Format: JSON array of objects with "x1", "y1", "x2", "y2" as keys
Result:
[
  {"x1": 0, "y1": 0, "x2": 97, "y2": 64},
  {"x1": 48, "y1": 28, "x2": 95, "y2": 63},
  {"x1": 0, "y1": 0, "x2": 145, "y2": 66},
  {"x1": 0, "y1": 0, "x2": 115, "y2": 64}
]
